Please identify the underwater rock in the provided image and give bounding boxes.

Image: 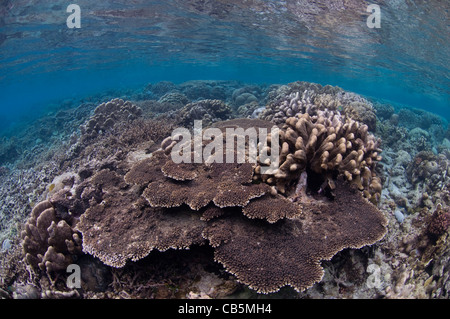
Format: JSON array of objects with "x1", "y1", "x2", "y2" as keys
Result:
[
  {"x1": 394, "y1": 210, "x2": 405, "y2": 223},
  {"x1": 1, "y1": 238, "x2": 11, "y2": 251}
]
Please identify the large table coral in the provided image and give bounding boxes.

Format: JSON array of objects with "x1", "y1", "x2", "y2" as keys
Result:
[
  {"x1": 203, "y1": 179, "x2": 387, "y2": 293},
  {"x1": 23, "y1": 112, "x2": 387, "y2": 294}
]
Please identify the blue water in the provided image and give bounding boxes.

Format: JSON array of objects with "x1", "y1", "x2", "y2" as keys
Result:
[{"x1": 0, "y1": 0, "x2": 449, "y2": 135}]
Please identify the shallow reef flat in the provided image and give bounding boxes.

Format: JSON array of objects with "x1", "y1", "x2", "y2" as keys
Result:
[{"x1": 1, "y1": 80, "x2": 450, "y2": 299}]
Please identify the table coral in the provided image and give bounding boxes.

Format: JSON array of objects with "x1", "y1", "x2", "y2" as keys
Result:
[
  {"x1": 77, "y1": 170, "x2": 206, "y2": 268},
  {"x1": 22, "y1": 115, "x2": 387, "y2": 295},
  {"x1": 427, "y1": 205, "x2": 450, "y2": 239},
  {"x1": 203, "y1": 179, "x2": 387, "y2": 293},
  {"x1": 176, "y1": 99, "x2": 233, "y2": 127}
]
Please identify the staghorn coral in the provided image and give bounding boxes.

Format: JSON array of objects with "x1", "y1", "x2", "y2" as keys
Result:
[{"x1": 255, "y1": 113, "x2": 382, "y2": 203}]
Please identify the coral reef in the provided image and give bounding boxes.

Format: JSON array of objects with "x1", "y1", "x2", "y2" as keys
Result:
[
  {"x1": 3, "y1": 80, "x2": 449, "y2": 299},
  {"x1": 79, "y1": 98, "x2": 143, "y2": 142},
  {"x1": 157, "y1": 91, "x2": 189, "y2": 107},
  {"x1": 179, "y1": 80, "x2": 230, "y2": 101},
  {"x1": 204, "y1": 179, "x2": 387, "y2": 293},
  {"x1": 74, "y1": 168, "x2": 207, "y2": 268},
  {"x1": 427, "y1": 205, "x2": 450, "y2": 239},
  {"x1": 25, "y1": 116, "x2": 387, "y2": 294}
]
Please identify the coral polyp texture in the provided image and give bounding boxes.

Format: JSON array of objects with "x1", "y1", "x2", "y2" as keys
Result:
[{"x1": 77, "y1": 169, "x2": 206, "y2": 268}]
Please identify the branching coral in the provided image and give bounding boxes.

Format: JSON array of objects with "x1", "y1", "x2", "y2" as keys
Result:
[
  {"x1": 255, "y1": 113, "x2": 382, "y2": 203},
  {"x1": 260, "y1": 81, "x2": 377, "y2": 130}
]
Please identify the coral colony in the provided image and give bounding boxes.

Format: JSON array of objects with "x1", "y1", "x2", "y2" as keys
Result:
[
  {"x1": 2, "y1": 81, "x2": 449, "y2": 298},
  {"x1": 19, "y1": 81, "x2": 386, "y2": 295}
]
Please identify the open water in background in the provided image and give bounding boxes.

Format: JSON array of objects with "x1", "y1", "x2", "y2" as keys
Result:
[{"x1": 0, "y1": 0, "x2": 448, "y2": 135}]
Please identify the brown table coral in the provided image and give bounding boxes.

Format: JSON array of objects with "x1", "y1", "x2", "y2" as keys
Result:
[
  {"x1": 203, "y1": 179, "x2": 387, "y2": 293},
  {"x1": 23, "y1": 116, "x2": 387, "y2": 295}
]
